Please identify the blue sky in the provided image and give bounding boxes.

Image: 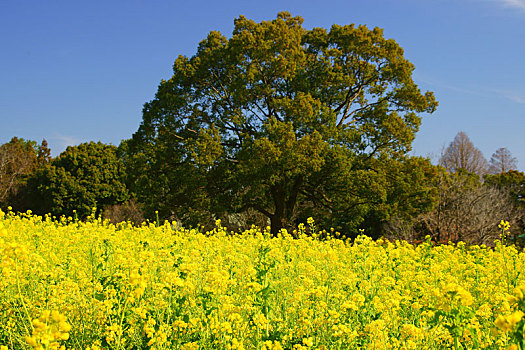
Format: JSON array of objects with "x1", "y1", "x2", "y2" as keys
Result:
[{"x1": 1, "y1": 0, "x2": 524, "y2": 170}]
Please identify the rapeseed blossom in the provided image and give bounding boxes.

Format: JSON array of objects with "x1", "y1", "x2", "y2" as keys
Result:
[
  {"x1": 1, "y1": 210, "x2": 525, "y2": 349},
  {"x1": 25, "y1": 310, "x2": 71, "y2": 350}
]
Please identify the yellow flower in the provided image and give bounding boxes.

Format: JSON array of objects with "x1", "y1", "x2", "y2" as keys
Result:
[
  {"x1": 25, "y1": 310, "x2": 71, "y2": 350},
  {"x1": 302, "y1": 337, "x2": 314, "y2": 347},
  {"x1": 508, "y1": 311, "x2": 524, "y2": 325},
  {"x1": 499, "y1": 220, "x2": 510, "y2": 231},
  {"x1": 495, "y1": 311, "x2": 524, "y2": 332},
  {"x1": 6, "y1": 210, "x2": 525, "y2": 348}
]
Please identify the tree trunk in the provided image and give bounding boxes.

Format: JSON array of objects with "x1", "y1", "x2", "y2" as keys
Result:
[
  {"x1": 270, "y1": 185, "x2": 286, "y2": 236},
  {"x1": 270, "y1": 213, "x2": 284, "y2": 237},
  {"x1": 268, "y1": 177, "x2": 303, "y2": 236}
]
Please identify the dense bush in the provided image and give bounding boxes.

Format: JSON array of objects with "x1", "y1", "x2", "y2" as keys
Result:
[{"x1": 20, "y1": 142, "x2": 129, "y2": 219}]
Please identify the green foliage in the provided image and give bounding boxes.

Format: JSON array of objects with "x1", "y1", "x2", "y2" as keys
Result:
[
  {"x1": 485, "y1": 170, "x2": 525, "y2": 207},
  {"x1": 127, "y1": 12, "x2": 438, "y2": 234},
  {"x1": 24, "y1": 142, "x2": 129, "y2": 219},
  {"x1": 485, "y1": 170, "x2": 525, "y2": 243},
  {"x1": 355, "y1": 157, "x2": 440, "y2": 238}
]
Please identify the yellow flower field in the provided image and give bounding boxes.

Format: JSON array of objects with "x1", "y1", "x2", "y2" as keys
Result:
[{"x1": 1, "y1": 210, "x2": 525, "y2": 349}]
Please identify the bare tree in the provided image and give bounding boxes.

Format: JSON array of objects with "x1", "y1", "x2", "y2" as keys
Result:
[
  {"x1": 439, "y1": 131, "x2": 488, "y2": 175},
  {"x1": 103, "y1": 199, "x2": 145, "y2": 226},
  {"x1": 0, "y1": 138, "x2": 36, "y2": 206},
  {"x1": 488, "y1": 147, "x2": 518, "y2": 174},
  {"x1": 418, "y1": 175, "x2": 520, "y2": 245},
  {"x1": 384, "y1": 172, "x2": 524, "y2": 245},
  {"x1": 0, "y1": 137, "x2": 50, "y2": 208}
]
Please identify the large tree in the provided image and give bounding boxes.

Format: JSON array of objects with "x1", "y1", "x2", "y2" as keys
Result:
[
  {"x1": 128, "y1": 13, "x2": 437, "y2": 235},
  {"x1": 439, "y1": 131, "x2": 487, "y2": 175}
]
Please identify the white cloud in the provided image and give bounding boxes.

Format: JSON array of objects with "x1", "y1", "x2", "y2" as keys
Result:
[
  {"x1": 415, "y1": 76, "x2": 489, "y2": 97},
  {"x1": 496, "y1": 90, "x2": 525, "y2": 103},
  {"x1": 50, "y1": 134, "x2": 82, "y2": 156},
  {"x1": 492, "y1": 0, "x2": 525, "y2": 11},
  {"x1": 53, "y1": 134, "x2": 80, "y2": 147},
  {"x1": 417, "y1": 76, "x2": 525, "y2": 104}
]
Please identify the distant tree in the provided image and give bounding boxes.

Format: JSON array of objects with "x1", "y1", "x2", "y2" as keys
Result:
[
  {"x1": 385, "y1": 170, "x2": 524, "y2": 245},
  {"x1": 439, "y1": 131, "x2": 487, "y2": 175},
  {"x1": 102, "y1": 199, "x2": 145, "y2": 226},
  {"x1": 485, "y1": 170, "x2": 525, "y2": 205},
  {"x1": 25, "y1": 142, "x2": 129, "y2": 219},
  {"x1": 355, "y1": 156, "x2": 440, "y2": 238},
  {"x1": 488, "y1": 147, "x2": 518, "y2": 174},
  {"x1": 37, "y1": 139, "x2": 52, "y2": 165},
  {"x1": 423, "y1": 171, "x2": 519, "y2": 244},
  {"x1": 484, "y1": 170, "x2": 525, "y2": 243},
  {"x1": 127, "y1": 12, "x2": 438, "y2": 235},
  {"x1": 0, "y1": 137, "x2": 50, "y2": 209}
]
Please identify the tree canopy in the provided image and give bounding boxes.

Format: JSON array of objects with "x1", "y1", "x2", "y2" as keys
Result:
[
  {"x1": 128, "y1": 12, "x2": 438, "y2": 235},
  {"x1": 485, "y1": 170, "x2": 525, "y2": 206},
  {"x1": 25, "y1": 142, "x2": 129, "y2": 219}
]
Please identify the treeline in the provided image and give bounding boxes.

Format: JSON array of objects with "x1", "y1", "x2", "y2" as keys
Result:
[
  {"x1": 1, "y1": 132, "x2": 523, "y2": 245},
  {"x1": 2, "y1": 13, "x2": 523, "y2": 244}
]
